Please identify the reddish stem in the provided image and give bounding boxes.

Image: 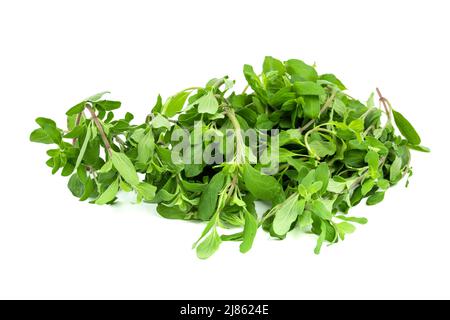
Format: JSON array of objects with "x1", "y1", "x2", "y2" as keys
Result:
[
  {"x1": 86, "y1": 103, "x2": 112, "y2": 156},
  {"x1": 376, "y1": 88, "x2": 392, "y2": 122}
]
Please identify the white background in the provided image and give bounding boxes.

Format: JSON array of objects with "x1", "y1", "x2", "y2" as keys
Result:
[{"x1": 1, "y1": 0, "x2": 449, "y2": 300}]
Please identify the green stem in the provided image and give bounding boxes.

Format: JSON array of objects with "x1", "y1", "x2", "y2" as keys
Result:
[
  {"x1": 225, "y1": 108, "x2": 245, "y2": 164},
  {"x1": 304, "y1": 127, "x2": 336, "y2": 160}
]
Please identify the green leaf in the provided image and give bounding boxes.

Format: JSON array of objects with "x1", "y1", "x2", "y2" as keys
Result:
[
  {"x1": 152, "y1": 114, "x2": 171, "y2": 129},
  {"x1": 157, "y1": 204, "x2": 187, "y2": 220},
  {"x1": 61, "y1": 162, "x2": 75, "y2": 177},
  {"x1": 152, "y1": 94, "x2": 163, "y2": 114},
  {"x1": 273, "y1": 197, "x2": 304, "y2": 236},
  {"x1": 35, "y1": 117, "x2": 56, "y2": 128},
  {"x1": 390, "y1": 157, "x2": 402, "y2": 182},
  {"x1": 298, "y1": 210, "x2": 313, "y2": 229},
  {"x1": 332, "y1": 99, "x2": 347, "y2": 117},
  {"x1": 300, "y1": 170, "x2": 316, "y2": 188},
  {"x1": 263, "y1": 56, "x2": 285, "y2": 74},
  {"x1": 315, "y1": 163, "x2": 330, "y2": 194},
  {"x1": 343, "y1": 150, "x2": 366, "y2": 168},
  {"x1": 319, "y1": 74, "x2": 346, "y2": 90},
  {"x1": 196, "y1": 91, "x2": 219, "y2": 114},
  {"x1": 66, "y1": 101, "x2": 85, "y2": 116},
  {"x1": 309, "y1": 139, "x2": 336, "y2": 158},
  {"x1": 35, "y1": 117, "x2": 61, "y2": 144},
  {"x1": 366, "y1": 192, "x2": 385, "y2": 206},
  {"x1": 79, "y1": 178, "x2": 95, "y2": 201},
  {"x1": 51, "y1": 154, "x2": 61, "y2": 174},
  {"x1": 87, "y1": 91, "x2": 110, "y2": 102},
  {"x1": 95, "y1": 100, "x2": 121, "y2": 111},
  {"x1": 95, "y1": 178, "x2": 119, "y2": 205},
  {"x1": 198, "y1": 171, "x2": 226, "y2": 221},
  {"x1": 336, "y1": 222, "x2": 356, "y2": 240},
  {"x1": 64, "y1": 126, "x2": 84, "y2": 139},
  {"x1": 120, "y1": 180, "x2": 133, "y2": 192},
  {"x1": 392, "y1": 110, "x2": 421, "y2": 145},
  {"x1": 303, "y1": 95, "x2": 320, "y2": 119},
  {"x1": 408, "y1": 144, "x2": 430, "y2": 153},
  {"x1": 111, "y1": 151, "x2": 140, "y2": 187},
  {"x1": 135, "y1": 182, "x2": 157, "y2": 201},
  {"x1": 298, "y1": 184, "x2": 308, "y2": 198},
  {"x1": 74, "y1": 126, "x2": 92, "y2": 170},
  {"x1": 311, "y1": 199, "x2": 332, "y2": 220},
  {"x1": 240, "y1": 210, "x2": 258, "y2": 253},
  {"x1": 255, "y1": 114, "x2": 274, "y2": 129},
  {"x1": 243, "y1": 64, "x2": 267, "y2": 103},
  {"x1": 221, "y1": 232, "x2": 243, "y2": 242},
  {"x1": 293, "y1": 81, "x2": 325, "y2": 96},
  {"x1": 285, "y1": 59, "x2": 318, "y2": 81},
  {"x1": 98, "y1": 160, "x2": 113, "y2": 173},
  {"x1": 366, "y1": 136, "x2": 389, "y2": 155},
  {"x1": 242, "y1": 164, "x2": 285, "y2": 204},
  {"x1": 361, "y1": 179, "x2": 375, "y2": 196},
  {"x1": 68, "y1": 174, "x2": 85, "y2": 198},
  {"x1": 365, "y1": 150, "x2": 379, "y2": 178},
  {"x1": 137, "y1": 129, "x2": 155, "y2": 165},
  {"x1": 196, "y1": 229, "x2": 221, "y2": 259},
  {"x1": 348, "y1": 119, "x2": 364, "y2": 133},
  {"x1": 335, "y1": 215, "x2": 368, "y2": 224},
  {"x1": 377, "y1": 179, "x2": 390, "y2": 190},
  {"x1": 181, "y1": 180, "x2": 207, "y2": 193},
  {"x1": 327, "y1": 179, "x2": 347, "y2": 193},
  {"x1": 314, "y1": 220, "x2": 327, "y2": 254},
  {"x1": 30, "y1": 128, "x2": 53, "y2": 144},
  {"x1": 161, "y1": 90, "x2": 191, "y2": 117},
  {"x1": 308, "y1": 181, "x2": 323, "y2": 195}
]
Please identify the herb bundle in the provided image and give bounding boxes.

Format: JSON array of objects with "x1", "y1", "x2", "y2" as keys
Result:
[{"x1": 30, "y1": 57, "x2": 428, "y2": 258}]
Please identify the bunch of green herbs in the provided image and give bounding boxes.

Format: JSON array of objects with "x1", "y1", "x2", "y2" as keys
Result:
[{"x1": 30, "y1": 57, "x2": 429, "y2": 258}]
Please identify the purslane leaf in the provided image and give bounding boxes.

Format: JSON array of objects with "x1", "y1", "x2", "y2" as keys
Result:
[
  {"x1": 161, "y1": 90, "x2": 192, "y2": 117},
  {"x1": 66, "y1": 101, "x2": 85, "y2": 116},
  {"x1": 366, "y1": 192, "x2": 385, "y2": 206},
  {"x1": 242, "y1": 164, "x2": 285, "y2": 205},
  {"x1": 87, "y1": 91, "x2": 110, "y2": 102},
  {"x1": 263, "y1": 56, "x2": 285, "y2": 74},
  {"x1": 196, "y1": 229, "x2": 221, "y2": 260},
  {"x1": 95, "y1": 178, "x2": 119, "y2": 205},
  {"x1": 35, "y1": 117, "x2": 62, "y2": 145},
  {"x1": 198, "y1": 171, "x2": 226, "y2": 221},
  {"x1": 95, "y1": 100, "x2": 121, "y2": 111},
  {"x1": 196, "y1": 91, "x2": 220, "y2": 114},
  {"x1": 392, "y1": 110, "x2": 421, "y2": 145},
  {"x1": 136, "y1": 182, "x2": 157, "y2": 201},
  {"x1": 273, "y1": 197, "x2": 304, "y2": 236},
  {"x1": 285, "y1": 59, "x2": 318, "y2": 81},
  {"x1": 240, "y1": 210, "x2": 258, "y2": 253},
  {"x1": 30, "y1": 128, "x2": 53, "y2": 144},
  {"x1": 314, "y1": 220, "x2": 327, "y2": 254},
  {"x1": 111, "y1": 151, "x2": 140, "y2": 187}
]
